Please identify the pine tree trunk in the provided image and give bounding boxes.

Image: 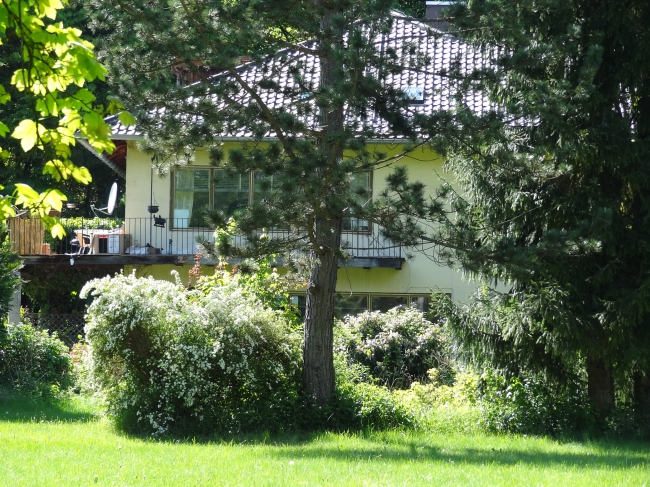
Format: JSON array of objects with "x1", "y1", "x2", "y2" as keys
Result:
[
  {"x1": 586, "y1": 356, "x2": 615, "y2": 411},
  {"x1": 303, "y1": 217, "x2": 341, "y2": 404},
  {"x1": 301, "y1": 3, "x2": 345, "y2": 405}
]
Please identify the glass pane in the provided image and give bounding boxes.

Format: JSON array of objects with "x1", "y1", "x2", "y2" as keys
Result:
[
  {"x1": 410, "y1": 296, "x2": 430, "y2": 313},
  {"x1": 253, "y1": 172, "x2": 283, "y2": 204},
  {"x1": 371, "y1": 295, "x2": 407, "y2": 312},
  {"x1": 291, "y1": 294, "x2": 369, "y2": 320},
  {"x1": 343, "y1": 171, "x2": 370, "y2": 232},
  {"x1": 290, "y1": 295, "x2": 306, "y2": 319},
  {"x1": 334, "y1": 294, "x2": 369, "y2": 319},
  {"x1": 213, "y1": 170, "x2": 250, "y2": 218},
  {"x1": 173, "y1": 169, "x2": 210, "y2": 228}
]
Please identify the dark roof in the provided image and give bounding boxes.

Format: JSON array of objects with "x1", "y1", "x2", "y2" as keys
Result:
[{"x1": 108, "y1": 13, "x2": 490, "y2": 140}]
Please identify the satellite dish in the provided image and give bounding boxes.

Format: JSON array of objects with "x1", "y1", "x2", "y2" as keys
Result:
[
  {"x1": 91, "y1": 182, "x2": 118, "y2": 217},
  {"x1": 107, "y1": 182, "x2": 118, "y2": 215}
]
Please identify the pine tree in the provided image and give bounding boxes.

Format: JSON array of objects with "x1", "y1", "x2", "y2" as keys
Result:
[
  {"x1": 87, "y1": 0, "x2": 434, "y2": 403},
  {"x1": 380, "y1": 0, "x2": 650, "y2": 411}
]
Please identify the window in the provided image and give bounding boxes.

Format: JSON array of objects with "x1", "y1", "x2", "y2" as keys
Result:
[
  {"x1": 172, "y1": 168, "x2": 252, "y2": 228},
  {"x1": 173, "y1": 167, "x2": 372, "y2": 230},
  {"x1": 371, "y1": 295, "x2": 407, "y2": 312},
  {"x1": 342, "y1": 171, "x2": 371, "y2": 232},
  {"x1": 173, "y1": 169, "x2": 211, "y2": 228},
  {"x1": 213, "y1": 170, "x2": 250, "y2": 217},
  {"x1": 289, "y1": 293, "x2": 436, "y2": 320},
  {"x1": 404, "y1": 86, "x2": 424, "y2": 104}
]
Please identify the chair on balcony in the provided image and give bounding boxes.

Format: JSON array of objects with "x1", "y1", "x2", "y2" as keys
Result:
[{"x1": 69, "y1": 233, "x2": 94, "y2": 255}]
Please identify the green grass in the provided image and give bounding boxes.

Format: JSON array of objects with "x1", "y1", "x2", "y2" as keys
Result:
[{"x1": 0, "y1": 394, "x2": 648, "y2": 486}]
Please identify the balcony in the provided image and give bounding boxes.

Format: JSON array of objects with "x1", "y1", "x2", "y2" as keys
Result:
[{"x1": 8, "y1": 217, "x2": 403, "y2": 268}]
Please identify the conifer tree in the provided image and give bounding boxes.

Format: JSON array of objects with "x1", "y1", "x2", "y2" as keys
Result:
[
  {"x1": 379, "y1": 0, "x2": 650, "y2": 411},
  {"x1": 87, "y1": 0, "x2": 432, "y2": 403}
]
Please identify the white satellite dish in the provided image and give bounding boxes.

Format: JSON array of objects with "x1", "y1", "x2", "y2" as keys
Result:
[
  {"x1": 107, "y1": 182, "x2": 118, "y2": 215},
  {"x1": 91, "y1": 182, "x2": 118, "y2": 217}
]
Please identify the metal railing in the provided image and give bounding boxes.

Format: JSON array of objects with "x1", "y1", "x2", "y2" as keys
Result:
[{"x1": 8, "y1": 216, "x2": 401, "y2": 260}]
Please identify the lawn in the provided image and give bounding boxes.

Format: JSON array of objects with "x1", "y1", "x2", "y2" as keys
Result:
[{"x1": 0, "y1": 395, "x2": 648, "y2": 486}]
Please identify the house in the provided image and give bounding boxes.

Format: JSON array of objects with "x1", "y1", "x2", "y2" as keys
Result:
[{"x1": 11, "y1": 3, "x2": 488, "y2": 319}]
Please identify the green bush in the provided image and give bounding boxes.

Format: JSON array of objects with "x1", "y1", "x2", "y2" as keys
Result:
[
  {"x1": 70, "y1": 341, "x2": 100, "y2": 396},
  {"x1": 335, "y1": 307, "x2": 453, "y2": 389},
  {"x1": 297, "y1": 353, "x2": 418, "y2": 431},
  {"x1": 477, "y1": 370, "x2": 592, "y2": 436},
  {"x1": 0, "y1": 323, "x2": 72, "y2": 395},
  {"x1": 81, "y1": 271, "x2": 302, "y2": 436}
]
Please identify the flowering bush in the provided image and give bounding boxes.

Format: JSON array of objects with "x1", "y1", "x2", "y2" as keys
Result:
[
  {"x1": 0, "y1": 323, "x2": 72, "y2": 395},
  {"x1": 70, "y1": 341, "x2": 100, "y2": 396},
  {"x1": 81, "y1": 271, "x2": 302, "y2": 436},
  {"x1": 197, "y1": 254, "x2": 302, "y2": 328},
  {"x1": 335, "y1": 307, "x2": 453, "y2": 389}
]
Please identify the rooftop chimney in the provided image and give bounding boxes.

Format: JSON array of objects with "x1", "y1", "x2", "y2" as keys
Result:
[{"x1": 425, "y1": 1, "x2": 452, "y2": 31}]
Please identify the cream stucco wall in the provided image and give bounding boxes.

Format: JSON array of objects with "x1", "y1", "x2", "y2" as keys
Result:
[{"x1": 123, "y1": 141, "x2": 478, "y2": 302}]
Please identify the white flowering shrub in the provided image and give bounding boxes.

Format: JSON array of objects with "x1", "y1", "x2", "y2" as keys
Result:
[
  {"x1": 81, "y1": 271, "x2": 301, "y2": 435},
  {"x1": 335, "y1": 306, "x2": 453, "y2": 389}
]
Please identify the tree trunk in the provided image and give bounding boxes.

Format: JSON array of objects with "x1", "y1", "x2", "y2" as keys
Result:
[
  {"x1": 586, "y1": 356, "x2": 615, "y2": 411},
  {"x1": 301, "y1": 3, "x2": 345, "y2": 405},
  {"x1": 633, "y1": 370, "x2": 650, "y2": 412},
  {"x1": 303, "y1": 217, "x2": 341, "y2": 404}
]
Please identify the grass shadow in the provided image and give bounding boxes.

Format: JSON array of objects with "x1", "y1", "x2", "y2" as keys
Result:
[
  {"x1": 266, "y1": 433, "x2": 650, "y2": 470},
  {"x1": 0, "y1": 391, "x2": 101, "y2": 424}
]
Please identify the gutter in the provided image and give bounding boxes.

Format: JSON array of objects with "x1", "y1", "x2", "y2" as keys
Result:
[
  {"x1": 78, "y1": 138, "x2": 126, "y2": 179},
  {"x1": 106, "y1": 133, "x2": 418, "y2": 145}
]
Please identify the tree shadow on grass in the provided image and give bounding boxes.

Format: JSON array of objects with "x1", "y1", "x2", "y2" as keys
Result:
[
  {"x1": 266, "y1": 435, "x2": 650, "y2": 470},
  {"x1": 0, "y1": 392, "x2": 100, "y2": 424}
]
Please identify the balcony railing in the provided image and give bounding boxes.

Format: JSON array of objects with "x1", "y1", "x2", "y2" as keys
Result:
[{"x1": 7, "y1": 217, "x2": 402, "y2": 261}]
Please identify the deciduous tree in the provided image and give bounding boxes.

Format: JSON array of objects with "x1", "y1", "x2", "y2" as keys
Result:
[{"x1": 0, "y1": 0, "x2": 123, "y2": 237}]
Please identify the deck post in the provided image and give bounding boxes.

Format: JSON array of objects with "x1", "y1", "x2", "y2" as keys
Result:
[{"x1": 7, "y1": 271, "x2": 21, "y2": 325}]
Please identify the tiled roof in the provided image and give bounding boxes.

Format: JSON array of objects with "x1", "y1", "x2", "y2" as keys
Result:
[{"x1": 108, "y1": 13, "x2": 491, "y2": 140}]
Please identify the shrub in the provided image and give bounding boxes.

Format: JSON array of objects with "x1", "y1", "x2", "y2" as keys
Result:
[
  {"x1": 81, "y1": 271, "x2": 302, "y2": 436},
  {"x1": 297, "y1": 352, "x2": 418, "y2": 431},
  {"x1": 70, "y1": 341, "x2": 100, "y2": 396},
  {"x1": 197, "y1": 254, "x2": 302, "y2": 328},
  {"x1": 476, "y1": 370, "x2": 592, "y2": 436},
  {"x1": 0, "y1": 323, "x2": 72, "y2": 395},
  {"x1": 335, "y1": 307, "x2": 453, "y2": 389}
]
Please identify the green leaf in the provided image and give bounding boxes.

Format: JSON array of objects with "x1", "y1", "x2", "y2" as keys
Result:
[
  {"x1": 118, "y1": 110, "x2": 137, "y2": 126},
  {"x1": 14, "y1": 183, "x2": 41, "y2": 206},
  {"x1": 0, "y1": 85, "x2": 10, "y2": 104},
  {"x1": 0, "y1": 122, "x2": 9, "y2": 137},
  {"x1": 50, "y1": 222, "x2": 66, "y2": 240},
  {"x1": 11, "y1": 119, "x2": 38, "y2": 151}
]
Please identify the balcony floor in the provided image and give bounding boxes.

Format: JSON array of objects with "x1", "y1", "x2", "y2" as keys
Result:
[{"x1": 21, "y1": 253, "x2": 404, "y2": 269}]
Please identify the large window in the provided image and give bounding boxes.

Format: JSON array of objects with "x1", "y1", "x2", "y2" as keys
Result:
[
  {"x1": 172, "y1": 167, "x2": 371, "y2": 230},
  {"x1": 290, "y1": 293, "x2": 435, "y2": 320}
]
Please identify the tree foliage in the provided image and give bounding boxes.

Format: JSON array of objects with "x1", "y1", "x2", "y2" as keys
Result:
[
  {"x1": 380, "y1": 0, "x2": 650, "y2": 411},
  {"x1": 0, "y1": 0, "x2": 124, "y2": 237}
]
